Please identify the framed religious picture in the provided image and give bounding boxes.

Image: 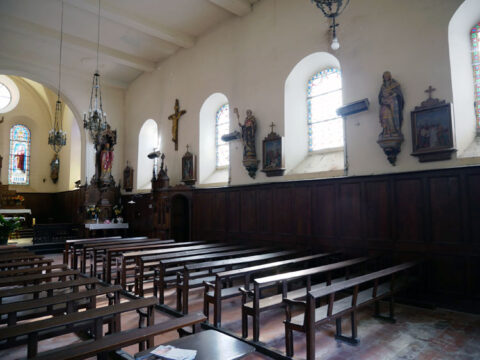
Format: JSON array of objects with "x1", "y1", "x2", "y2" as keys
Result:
[
  {"x1": 123, "y1": 162, "x2": 134, "y2": 192},
  {"x1": 181, "y1": 146, "x2": 196, "y2": 185},
  {"x1": 261, "y1": 123, "x2": 285, "y2": 177},
  {"x1": 411, "y1": 87, "x2": 455, "y2": 162}
]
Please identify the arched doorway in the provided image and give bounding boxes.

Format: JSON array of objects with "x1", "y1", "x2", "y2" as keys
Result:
[{"x1": 170, "y1": 194, "x2": 190, "y2": 242}]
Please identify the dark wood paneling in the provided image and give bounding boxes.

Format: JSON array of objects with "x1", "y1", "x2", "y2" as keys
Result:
[
  {"x1": 311, "y1": 184, "x2": 336, "y2": 240},
  {"x1": 338, "y1": 183, "x2": 362, "y2": 242},
  {"x1": 395, "y1": 178, "x2": 424, "y2": 243},
  {"x1": 240, "y1": 190, "x2": 256, "y2": 233},
  {"x1": 273, "y1": 186, "x2": 294, "y2": 235},
  {"x1": 365, "y1": 181, "x2": 391, "y2": 241},
  {"x1": 467, "y1": 174, "x2": 480, "y2": 243},
  {"x1": 213, "y1": 192, "x2": 226, "y2": 232},
  {"x1": 429, "y1": 255, "x2": 466, "y2": 296},
  {"x1": 429, "y1": 176, "x2": 462, "y2": 244},
  {"x1": 227, "y1": 191, "x2": 240, "y2": 234},
  {"x1": 256, "y1": 188, "x2": 273, "y2": 234}
]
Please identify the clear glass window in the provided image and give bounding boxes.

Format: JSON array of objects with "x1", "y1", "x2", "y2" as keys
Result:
[{"x1": 216, "y1": 103, "x2": 230, "y2": 167}]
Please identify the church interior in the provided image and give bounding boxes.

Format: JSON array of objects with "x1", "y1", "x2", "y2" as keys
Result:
[{"x1": 0, "y1": 0, "x2": 479, "y2": 359}]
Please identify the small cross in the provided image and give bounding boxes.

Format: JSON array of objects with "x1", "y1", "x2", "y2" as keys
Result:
[
  {"x1": 186, "y1": 144, "x2": 190, "y2": 152},
  {"x1": 269, "y1": 122, "x2": 275, "y2": 133},
  {"x1": 425, "y1": 85, "x2": 436, "y2": 99}
]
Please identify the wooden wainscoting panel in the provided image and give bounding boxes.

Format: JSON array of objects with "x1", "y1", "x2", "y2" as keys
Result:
[{"x1": 395, "y1": 178, "x2": 425, "y2": 243}]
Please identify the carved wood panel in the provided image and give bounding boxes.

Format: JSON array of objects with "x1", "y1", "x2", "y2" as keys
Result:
[{"x1": 395, "y1": 178, "x2": 425, "y2": 243}]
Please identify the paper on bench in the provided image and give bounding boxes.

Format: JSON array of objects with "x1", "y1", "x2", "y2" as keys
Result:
[{"x1": 149, "y1": 345, "x2": 197, "y2": 360}]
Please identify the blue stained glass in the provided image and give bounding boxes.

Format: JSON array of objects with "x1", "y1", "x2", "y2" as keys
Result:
[
  {"x1": 8, "y1": 124, "x2": 30, "y2": 185},
  {"x1": 307, "y1": 68, "x2": 343, "y2": 152},
  {"x1": 216, "y1": 104, "x2": 230, "y2": 167},
  {"x1": 472, "y1": 23, "x2": 480, "y2": 129}
]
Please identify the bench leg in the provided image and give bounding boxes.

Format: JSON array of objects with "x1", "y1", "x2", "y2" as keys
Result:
[
  {"x1": 253, "y1": 311, "x2": 260, "y2": 342},
  {"x1": 334, "y1": 314, "x2": 359, "y2": 345},
  {"x1": 285, "y1": 323, "x2": 294, "y2": 357},
  {"x1": 213, "y1": 296, "x2": 222, "y2": 327},
  {"x1": 374, "y1": 297, "x2": 397, "y2": 323},
  {"x1": 27, "y1": 332, "x2": 38, "y2": 358},
  {"x1": 203, "y1": 295, "x2": 210, "y2": 321},
  {"x1": 241, "y1": 307, "x2": 248, "y2": 338},
  {"x1": 176, "y1": 287, "x2": 182, "y2": 312}
]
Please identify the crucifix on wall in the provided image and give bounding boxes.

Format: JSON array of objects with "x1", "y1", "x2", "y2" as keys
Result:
[{"x1": 168, "y1": 99, "x2": 187, "y2": 151}]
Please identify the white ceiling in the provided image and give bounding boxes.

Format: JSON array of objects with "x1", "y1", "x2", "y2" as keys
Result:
[{"x1": 0, "y1": 0, "x2": 258, "y2": 89}]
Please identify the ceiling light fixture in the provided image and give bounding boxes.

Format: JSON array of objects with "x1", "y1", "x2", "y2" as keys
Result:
[
  {"x1": 311, "y1": 0, "x2": 350, "y2": 51},
  {"x1": 48, "y1": 0, "x2": 67, "y2": 153},
  {"x1": 83, "y1": 0, "x2": 108, "y2": 142}
]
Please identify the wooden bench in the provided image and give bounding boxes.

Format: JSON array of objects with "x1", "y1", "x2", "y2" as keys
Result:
[
  {"x1": 0, "y1": 284, "x2": 122, "y2": 326},
  {"x1": 0, "y1": 258, "x2": 54, "y2": 270},
  {"x1": 86, "y1": 238, "x2": 173, "y2": 279},
  {"x1": 30, "y1": 313, "x2": 207, "y2": 360},
  {"x1": 0, "y1": 269, "x2": 81, "y2": 288},
  {"x1": 79, "y1": 237, "x2": 159, "y2": 274},
  {"x1": 127, "y1": 243, "x2": 242, "y2": 295},
  {"x1": 241, "y1": 257, "x2": 371, "y2": 342},
  {"x1": 155, "y1": 247, "x2": 269, "y2": 304},
  {"x1": 177, "y1": 250, "x2": 300, "y2": 315},
  {"x1": 99, "y1": 240, "x2": 205, "y2": 283},
  {"x1": 0, "y1": 264, "x2": 68, "y2": 278},
  {"x1": 0, "y1": 296, "x2": 158, "y2": 358},
  {"x1": 0, "y1": 247, "x2": 30, "y2": 254},
  {"x1": 203, "y1": 252, "x2": 339, "y2": 327},
  {"x1": 283, "y1": 262, "x2": 417, "y2": 360},
  {"x1": 0, "y1": 277, "x2": 100, "y2": 304},
  {"x1": 64, "y1": 236, "x2": 121, "y2": 266},
  {"x1": 69, "y1": 237, "x2": 146, "y2": 271},
  {"x1": 0, "y1": 253, "x2": 44, "y2": 264}
]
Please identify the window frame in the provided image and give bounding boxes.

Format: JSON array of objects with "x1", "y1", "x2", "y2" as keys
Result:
[{"x1": 307, "y1": 68, "x2": 343, "y2": 153}]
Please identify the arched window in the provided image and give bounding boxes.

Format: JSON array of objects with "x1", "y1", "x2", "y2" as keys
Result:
[
  {"x1": 216, "y1": 103, "x2": 230, "y2": 167},
  {"x1": 137, "y1": 119, "x2": 159, "y2": 190},
  {"x1": 472, "y1": 22, "x2": 480, "y2": 132},
  {"x1": 8, "y1": 125, "x2": 31, "y2": 185},
  {"x1": 307, "y1": 68, "x2": 343, "y2": 152}
]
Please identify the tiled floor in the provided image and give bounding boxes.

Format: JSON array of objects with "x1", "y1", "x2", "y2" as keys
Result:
[{"x1": 1, "y1": 253, "x2": 479, "y2": 360}]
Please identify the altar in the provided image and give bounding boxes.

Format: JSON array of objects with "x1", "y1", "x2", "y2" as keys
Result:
[{"x1": 84, "y1": 222, "x2": 129, "y2": 237}]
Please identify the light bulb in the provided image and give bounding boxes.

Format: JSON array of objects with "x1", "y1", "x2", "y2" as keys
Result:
[{"x1": 331, "y1": 36, "x2": 340, "y2": 50}]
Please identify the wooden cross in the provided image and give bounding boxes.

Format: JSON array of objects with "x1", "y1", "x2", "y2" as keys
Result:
[
  {"x1": 168, "y1": 99, "x2": 186, "y2": 151},
  {"x1": 269, "y1": 122, "x2": 275, "y2": 133},
  {"x1": 186, "y1": 144, "x2": 190, "y2": 153},
  {"x1": 425, "y1": 85, "x2": 436, "y2": 99}
]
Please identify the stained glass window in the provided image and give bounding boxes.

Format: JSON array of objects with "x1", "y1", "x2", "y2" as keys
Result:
[
  {"x1": 472, "y1": 23, "x2": 480, "y2": 131},
  {"x1": 8, "y1": 125, "x2": 31, "y2": 185},
  {"x1": 216, "y1": 103, "x2": 230, "y2": 167},
  {"x1": 307, "y1": 68, "x2": 343, "y2": 152}
]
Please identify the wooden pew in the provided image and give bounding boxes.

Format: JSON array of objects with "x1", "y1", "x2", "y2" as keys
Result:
[
  {"x1": 125, "y1": 243, "x2": 242, "y2": 294},
  {"x1": 176, "y1": 250, "x2": 300, "y2": 314},
  {"x1": 99, "y1": 240, "x2": 205, "y2": 283},
  {"x1": 87, "y1": 239, "x2": 174, "y2": 278},
  {"x1": 241, "y1": 257, "x2": 371, "y2": 342},
  {"x1": 30, "y1": 313, "x2": 207, "y2": 360},
  {"x1": 78, "y1": 237, "x2": 155, "y2": 273},
  {"x1": 283, "y1": 262, "x2": 417, "y2": 360},
  {"x1": 0, "y1": 284, "x2": 122, "y2": 326},
  {"x1": 0, "y1": 253, "x2": 44, "y2": 264},
  {"x1": 154, "y1": 247, "x2": 270, "y2": 303},
  {"x1": 64, "y1": 236, "x2": 121, "y2": 266},
  {"x1": 0, "y1": 247, "x2": 30, "y2": 254},
  {"x1": 0, "y1": 258, "x2": 54, "y2": 270},
  {"x1": 0, "y1": 270, "x2": 81, "y2": 288},
  {"x1": 0, "y1": 296, "x2": 158, "y2": 358},
  {"x1": 0, "y1": 264, "x2": 68, "y2": 278},
  {"x1": 0, "y1": 277, "x2": 99, "y2": 304},
  {"x1": 204, "y1": 252, "x2": 339, "y2": 327},
  {"x1": 70, "y1": 236, "x2": 146, "y2": 271}
]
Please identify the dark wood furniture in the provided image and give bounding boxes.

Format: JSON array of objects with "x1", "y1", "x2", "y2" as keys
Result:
[
  {"x1": 155, "y1": 247, "x2": 269, "y2": 304},
  {"x1": 0, "y1": 264, "x2": 67, "y2": 278},
  {"x1": 135, "y1": 330, "x2": 255, "y2": 360},
  {"x1": 0, "y1": 296, "x2": 157, "y2": 358},
  {"x1": 0, "y1": 258, "x2": 54, "y2": 270},
  {"x1": 63, "y1": 236, "x2": 121, "y2": 266},
  {"x1": 204, "y1": 251, "x2": 338, "y2": 327},
  {"x1": 241, "y1": 257, "x2": 370, "y2": 342},
  {"x1": 284, "y1": 262, "x2": 417, "y2": 360},
  {"x1": 0, "y1": 269, "x2": 81, "y2": 287},
  {"x1": 177, "y1": 250, "x2": 300, "y2": 314},
  {"x1": 31, "y1": 313, "x2": 207, "y2": 360}
]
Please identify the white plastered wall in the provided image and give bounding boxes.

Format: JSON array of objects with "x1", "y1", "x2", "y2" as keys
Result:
[{"x1": 123, "y1": 0, "x2": 478, "y2": 187}]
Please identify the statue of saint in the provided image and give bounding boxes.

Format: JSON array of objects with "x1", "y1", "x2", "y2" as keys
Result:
[
  {"x1": 236, "y1": 108, "x2": 257, "y2": 160},
  {"x1": 378, "y1": 71, "x2": 404, "y2": 137},
  {"x1": 100, "y1": 142, "x2": 114, "y2": 180}
]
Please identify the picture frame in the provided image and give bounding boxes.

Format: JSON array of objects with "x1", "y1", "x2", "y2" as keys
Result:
[
  {"x1": 411, "y1": 98, "x2": 455, "y2": 162},
  {"x1": 181, "y1": 149, "x2": 196, "y2": 185},
  {"x1": 261, "y1": 130, "x2": 285, "y2": 177}
]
